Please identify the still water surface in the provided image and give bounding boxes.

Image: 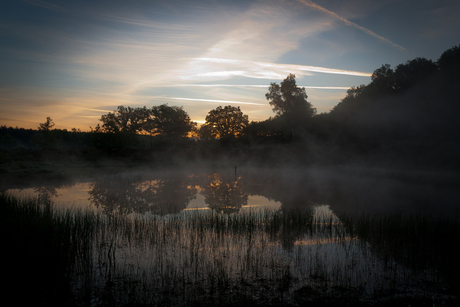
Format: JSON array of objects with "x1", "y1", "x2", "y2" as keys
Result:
[
  {"x1": 7, "y1": 170, "x2": 284, "y2": 212},
  {"x1": 5, "y1": 167, "x2": 460, "y2": 304},
  {"x1": 6, "y1": 167, "x2": 459, "y2": 217}
]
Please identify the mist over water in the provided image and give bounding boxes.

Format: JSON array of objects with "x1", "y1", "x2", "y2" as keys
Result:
[
  {"x1": 5, "y1": 165, "x2": 460, "y2": 219},
  {"x1": 3, "y1": 165, "x2": 460, "y2": 305}
]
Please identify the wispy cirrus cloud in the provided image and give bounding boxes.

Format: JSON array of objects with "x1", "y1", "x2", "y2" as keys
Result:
[
  {"x1": 157, "y1": 84, "x2": 350, "y2": 90},
  {"x1": 178, "y1": 57, "x2": 372, "y2": 81},
  {"x1": 296, "y1": 0, "x2": 406, "y2": 52},
  {"x1": 169, "y1": 97, "x2": 265, "y2": 106},
  {"x1": 22, "y1": 0, "x2": 200, "y2": 32},
  {"x1": 21, "y1": 0, "x2": 68, "y2": 13},
  {"x1": 10, "y1": 0, "x2": 448, "y2": 131}
]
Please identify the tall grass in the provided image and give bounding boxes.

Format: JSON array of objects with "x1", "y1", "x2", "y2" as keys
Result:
[
  {"x1": 1, "y1": 194, "x2": 458, "y2": 306},
  {"x1": 1, "y1": 193, "x2": 98, "y2": 305},
  {"x1": 338, "y1": 212, "x2": 460, "y2": 294}
]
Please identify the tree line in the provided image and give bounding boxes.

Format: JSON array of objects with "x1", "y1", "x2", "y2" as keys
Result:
[
  {"x1": 2, "y1": 44, "x2": 459, "y2": 166},
  {"x1": 88, "y1": 71, "x2": 316, "y2": 142},
  {"x1": 91, "y1": 104, "x2": 252, "y2": 140}
]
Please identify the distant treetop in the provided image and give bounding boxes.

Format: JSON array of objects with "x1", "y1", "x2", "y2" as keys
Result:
[{"x1": 265, "y1": 74, "x2": 316, "y2": 119}]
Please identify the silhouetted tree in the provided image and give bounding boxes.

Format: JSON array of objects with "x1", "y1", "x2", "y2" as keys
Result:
[
  {"x1": 198, "y1": 124, "x2": 214, "y2": 140},
  {"x1": 38, "y1": 117, "x2": 55, "y2": 131},
  {"x1": 265, "y1": 74, "x2": 316, "y2": 118},
  {"x1": 98, "y1": 106, "x2": 150, "y2": 134},
  {"x1": 0, "y1": 126, "x2": 38, "y2": 148},
  {"x1": 33, "y1": 117, "x2": 58, "y2": 148},
  {"x1": 393, "y1": 58, "x2": 437, "y2": 91},
  {"x1": 368, "y1": 64, "x2": 395, "y2": 94},
  {"x1": 360, "y1": 59, "x2": 436, "y2": 96},
  {"x1": 202, "y1": 105, "x2": 249, "y2": 139},
  {"x1": 330, "y1": 85, "x2": 366, "y2": 117},
  {"x1": 96, "y1": 104, "x2": 196, "y2": 138},
  {"x1": 437, "y1": 44, "x2": 460, "y2": 78},
  {"x1": 94, "y1": 104, "x2": 196, "y2": 154},
  {"x1": 323, "y1": 45, "x2": 460, "y2": 165},
  {"x1": 244, "y1": 116, "x2": 300, "y2": 143},
  {"x1": 92, "y1": 107, "x2": 146, "y2": 154},
  {"x1": 265, "y1": 74, "x2": 316, "y2": 142},
  {"x1": 146, "y1": 104, "x2": 196, "y2": 138}
]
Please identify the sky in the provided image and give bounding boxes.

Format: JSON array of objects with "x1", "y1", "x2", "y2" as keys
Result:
[{"x1": 1, "y1": 0, "x2": 459, "y2": 131}]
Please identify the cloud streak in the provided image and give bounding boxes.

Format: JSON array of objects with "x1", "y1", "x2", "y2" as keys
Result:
[
  {"x1": 179, "y1": 57, "x2": 372, "y2": 81},
  {"x1": 179, "y1": 57, "x2": 371, "y2": 82},
  {"x1": 296, "y1": 0, "x2": 406, "y2": 51},
  {"x1": 169, "y1": 97, "x2": 265, "y2": 106},
  {"x1": 9, "y1": 0, "x2": 453, "y2": 131},
  {"x1": 22, "y1": 0, "x2": 198, "y2": 32},
  {"x1": 146, "y1": 84, "x2": 350, "y2": 90}
]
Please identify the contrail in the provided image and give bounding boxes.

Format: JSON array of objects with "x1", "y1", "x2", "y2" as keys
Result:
[
  {"x1": 169, "y1": 97, "x2": 265, "y2": 106},
  {"x1": 193, "y1": 57, "x2": 372, "y2": 77},
  {"x1": 73, "y1": 107, "x2": 114, "y2": 113},
  {"x1": 296, "y1": 0, "x2": 406, "y2": 52},
  {"x1": 156, "y1": 84, "x2": 350, "y2": 90}
]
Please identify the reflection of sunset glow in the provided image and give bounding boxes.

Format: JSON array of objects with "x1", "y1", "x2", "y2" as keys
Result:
[
  {"x1": 294, "y1": 237, "x2": 356, "y2": 246},
  {"x1": 183, "y1": 203, "x2": 280, "y2": 211},
  {"x1": 2, "y1": 0, "x2": 456, "y2": 130},
  {"x1": 183, "y1": 207, "x2": 209, "y2": 211},
  {"x1": 6, "y1": 177, "x2": 283, "y2": 212}
]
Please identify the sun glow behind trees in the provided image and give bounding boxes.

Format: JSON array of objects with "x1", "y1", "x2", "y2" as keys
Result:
[{"x1": 2, "y1": 1, "x2": 460, "y2": 131}]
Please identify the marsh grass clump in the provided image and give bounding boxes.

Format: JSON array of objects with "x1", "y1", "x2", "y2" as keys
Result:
[
  {"x1": 2, "y1": 193, "x2": 459, "y2": 306},
  {"x1": 1, "y1": 193, "x2": 98, "y2": 306},
  {"x1": 338, "y1": 212, "x2": 460, "y2": 297}
]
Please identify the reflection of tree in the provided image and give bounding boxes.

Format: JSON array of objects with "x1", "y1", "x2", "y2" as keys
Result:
[
  {"x1": 143, "y1": 178, "x2": 197, "y2": 215},
  {"x1": 267, "y1": 207, "x2": 314, "y2": 252},
  {"x1": 35, "y1": 186, "x2": 58, "y2": 205},
  {"x1": 232, "y1": 170, "x2": 316, "y2": 250},
  {"x1": 88, "y1": 175, "x2": 196, "y2": 215},
  {"x1": 201, "y1": 173, "x2": 248, "y2": 214},
  {"x1": 89, "y1": 178, "x2": 144, "y2": 214}
]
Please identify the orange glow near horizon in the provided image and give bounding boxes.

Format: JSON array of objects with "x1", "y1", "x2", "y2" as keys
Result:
[{"x1": 2, "y1": 0, "x2": 458, "y2": 132}]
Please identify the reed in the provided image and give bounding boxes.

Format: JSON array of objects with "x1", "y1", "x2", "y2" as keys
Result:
[
  {"x1": 338, "y1": 211, "x2": 460, "y2": 292},
  {"x1": 1, "y1": 194, "x2": 458, "y2": 306}
]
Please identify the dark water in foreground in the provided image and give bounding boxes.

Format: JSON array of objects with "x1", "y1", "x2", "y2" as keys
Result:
[{"x1": 4, "y1": 167, "x2": 460, "y2": 305}]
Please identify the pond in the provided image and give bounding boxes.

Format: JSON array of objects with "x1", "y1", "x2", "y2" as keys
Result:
[{"x1": 4, "y1": 166, "x2": 460, "y2": 306}]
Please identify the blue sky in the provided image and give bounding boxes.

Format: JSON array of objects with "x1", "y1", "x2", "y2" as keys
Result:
[{"x1": 1, "y1": 0, "x2": 459, "y2": 130}]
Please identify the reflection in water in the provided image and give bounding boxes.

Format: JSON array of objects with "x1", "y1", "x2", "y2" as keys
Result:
[
  {"x1": 89, "y1": 175, "x2": 197, "y2": 215},
  {"x1": 201, "y1": 173, "x2": 248, "y2": 213},
  {"x1": 3, "y1": 168, "x2": 459, "y2": 304},
  {"x1": 267, "y1": 207, "x2": 314, "y2": 251},
  {"x1": 35, "y1": 186, "x2": 58, "y2": 205},
  {"x1": 5, "y1": 167, "x2": 460, "y2": 219}
]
